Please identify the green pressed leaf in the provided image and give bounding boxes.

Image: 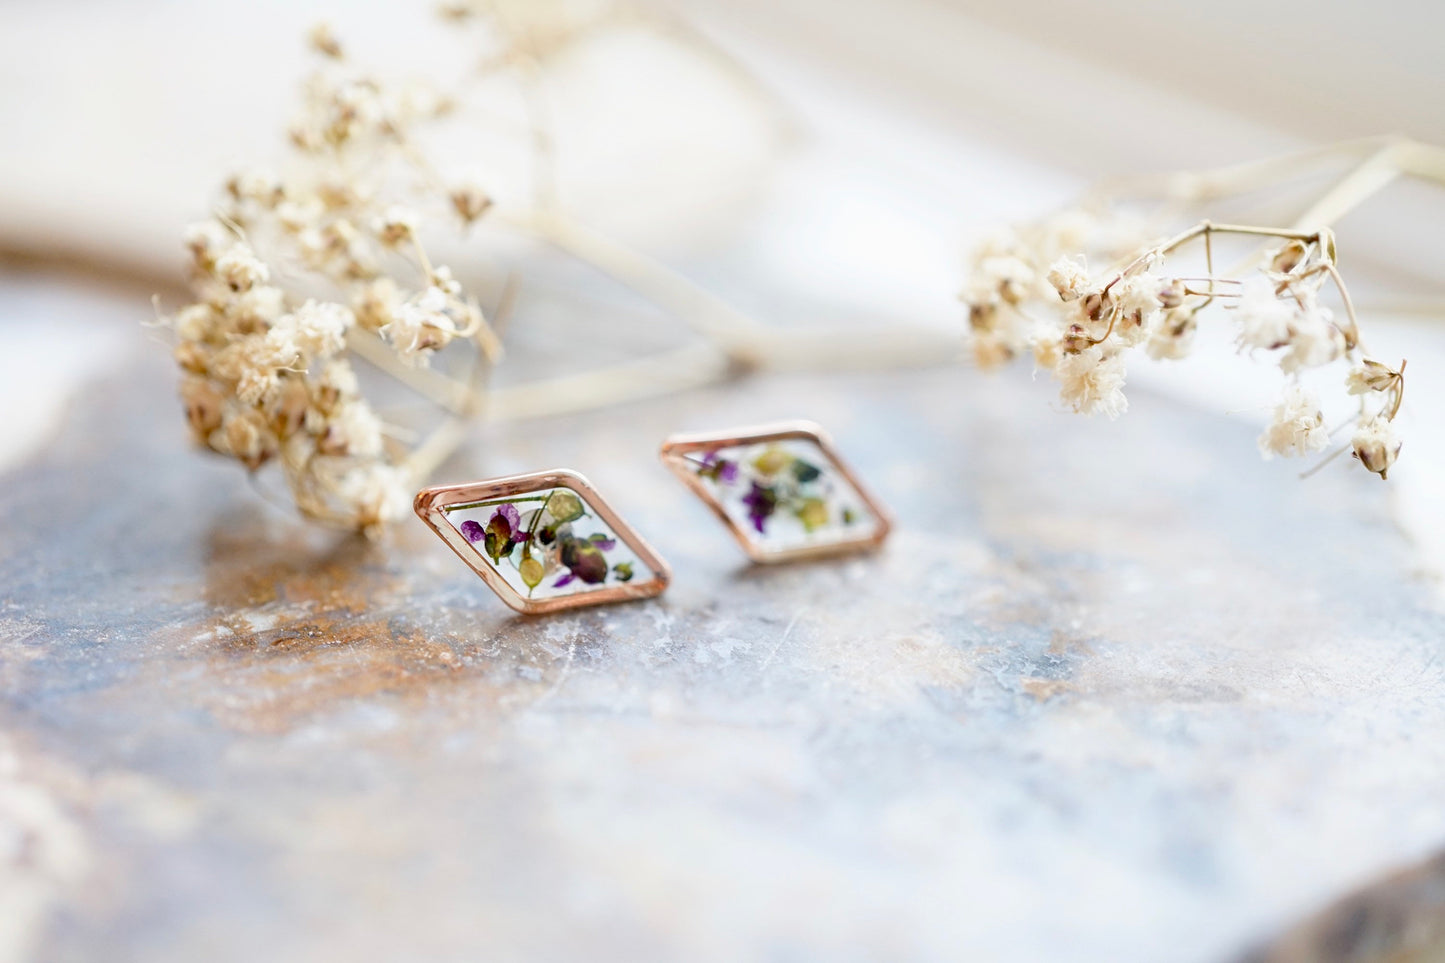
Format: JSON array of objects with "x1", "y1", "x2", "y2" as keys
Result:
[
  {"x1": 543, "y1": 491, "x2": 584, "y2": 524},
  {"x1": 752, "y1": 447, "x2": 791, "y2": 476},
  {"x1": 791, "y1": 459, "x2": 822, "y2": 484},
  {"x1": 795, "y1": 497, "x2": 828, "y2": 532},
  {"x1": 519, "y1": 556, "x2": 545, "y2": 589}
]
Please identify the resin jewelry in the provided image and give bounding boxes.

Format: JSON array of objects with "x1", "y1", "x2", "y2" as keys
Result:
[
  {"x1": 659, "y1": 421, "x2": 892, "y2": 563},
  {"x1": 414, "y1": 470, "x2": 671, "y2": 615}
]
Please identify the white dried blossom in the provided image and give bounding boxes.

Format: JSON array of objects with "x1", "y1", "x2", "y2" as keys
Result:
[
  {"x1": 1054, "y1": 346, "x2": 1128, "y2": 419},
  {"x1": 314, "y1": 358, "x2": 360, "y2": 404},
  {"x1": 1112, "y1": 272, "x2": 1164, "y2": 320},
  {"x1": 275, "y1": 197, "x2": 325, "y2": 234},
  {"x1": 974, "y1": 255, "x2": 1035, "y2": 306},
  {"x1": 353, "y1": 278, "x2": 401, "y2": 332},
  {"x1": 230, "y1": 285, "x2": 287, "y2": 330},
  {"x1": 1351, "y1": 416, "x2": 1401, "y2": 478},
  {"x1": 1145, "y1": 308, "x2": 1195, "y2": 361},
  {"x1": 230, "y1": 335, "x2": 299, "y2": 405},
  {"x1": 319, "y1": 400, "x2": 385, "y2": 458},
  {"x1": 221, "y1": 409, "x2": 279, "y2": 469},
  {"x1": 971, "y1": 331, "x2": 1015, "y2": 370},
  {"x1": 226, "y1": 168, "x2": 285, "y2": 210},
  {"x1": 429, "y1": 264, "x2": 463, "y2": 296},
  {"x1": 960, "y1": 205, "x2": 1401, "y2": 480},
  {"x1": 1046, "y1": 255, "x2": 1090, "y2": 302},
  {"x1": 1107, "y1": 277, "x2": 1159, "y2": 348},
  {"x1": 1233, "y1": 278, "x2": 1295, "y2": 351},
  {"x1": 215, "y1": 244, "x2": 270, "y2": 292},
  {"x1": 373, "y1": 205, "x2": 419, "y2": 247},
  {"x1": 267, "y1": 300, "x2": 353, "y2": 362},
  {"x1": 335, "y1": 463, "x2": 413, "y2": 538},
  {"x1": 172, "y1": 303, "x2": 217, "y2": 342},
  {"x1": 382, "y1": 286, "x2": 459, "y2": 365},
  {"x1": 180, "y1": 377, "x2": 224, "y2": 440},
  {"x1": 1345, "y1": 359, "x2": 1401, "y2": 395},
  {"x1": 1258, "y1": 386, "x2": 1328, "y2": 459},
  {"x1": 269, "y1": 377, "x2": 312, "y2": 438},
  {"x1": 1279, "y1": 300, "x2": 1345, "y2": 374},
  {"x1": 184, "y1": 220, "x2": 232, "y2": 271},
  {"x1": 1157, "y1": 279, "x2": 1187, "y2": 309}
]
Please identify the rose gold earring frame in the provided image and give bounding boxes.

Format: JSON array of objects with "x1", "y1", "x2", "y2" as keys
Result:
[
  {"x1": 414, "y1": 469, "x2": 671, "y2": 615},
  {"x1": 658, "y1": 420, "x2": 893, "y2": 564}
]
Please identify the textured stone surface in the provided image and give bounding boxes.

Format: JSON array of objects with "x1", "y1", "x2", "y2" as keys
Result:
[{"x1": 2, "y1": 271, "x2": 1445, "y2": 963}]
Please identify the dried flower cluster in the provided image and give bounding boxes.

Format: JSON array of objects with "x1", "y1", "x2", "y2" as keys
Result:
[
  {"x1": 161, "y1": 19, "x2": 510, "y2": 536},
  {"x1": 459, "y1": 492, "x2": 636, "y2": 593},
  {"x1": 962, "y1": 214, "x2": 1406, "y2": 479}
]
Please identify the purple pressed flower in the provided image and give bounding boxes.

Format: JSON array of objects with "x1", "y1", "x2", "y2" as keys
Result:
[
  {"x1": 589, "y1": 534, "x2": 617, "y2": 551},
  {"x1": 697, "y1": 451, "x2": 739, "y2": 486},
  {"x1": 560, "y1": 536, "x2": 609, "y2": 584},
  {"x1": 741, "y1": 482, "x2": 777, "y2": 534},
  {"x1": 492, "y1": 503, "x2": 521, "y2": 532},
  {"x1": 472, "y1": 502, "x2": 530, "y2": 563},
  {"x1": 553, "y1": 573, "x2": 576, "y2": 588}
]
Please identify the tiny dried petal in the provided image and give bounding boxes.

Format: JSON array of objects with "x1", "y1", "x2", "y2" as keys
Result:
[
  {"x1": 450, "y1": 181, "x2": 492, "y2": 224},
  {"x1": 309, "y1": 22, "x2": 344, "y2": 59}
]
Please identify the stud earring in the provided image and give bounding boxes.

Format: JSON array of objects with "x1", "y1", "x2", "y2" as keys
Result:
[
  {"x1": 414, "y1": 469, "x2": 670, "y2": 615},
  {"x1": 659, "y1": 420, "x2": 892, "y2": 563}
]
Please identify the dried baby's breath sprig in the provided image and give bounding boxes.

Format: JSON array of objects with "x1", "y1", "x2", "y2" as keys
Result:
[
  {"x1": 161, "y1": 22, "x2": 505, "y2": 537},
  {"x1": 962, "y1": 137, "x2": 1445, "y2": 480},
  {"x1": 962, "y1": 215, "x2": 1407, "y2": 479}
]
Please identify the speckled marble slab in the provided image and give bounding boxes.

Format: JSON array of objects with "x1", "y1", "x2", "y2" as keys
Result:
[{"x1": 1, "y1": 273, "x2": 1444, "y2": 963}]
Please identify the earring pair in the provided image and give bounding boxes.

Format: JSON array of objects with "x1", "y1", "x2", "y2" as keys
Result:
[{"x1": 413, "y1": 421, "x2": 892, "y2": 615}]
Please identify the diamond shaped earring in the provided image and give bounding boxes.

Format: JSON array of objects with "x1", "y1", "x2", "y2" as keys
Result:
[
  {"x1": 414, "y1": 470, "x2": 671, "y2": 614},
  {"x1": 659, "y1": 421, "x2": 892, "y2": 563}
]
